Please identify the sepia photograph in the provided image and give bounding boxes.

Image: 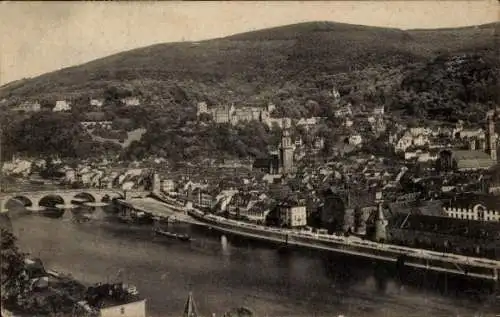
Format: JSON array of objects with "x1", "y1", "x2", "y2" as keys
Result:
[{"x1": 0, "y1": 1, "x2": 499, "y2": 316}]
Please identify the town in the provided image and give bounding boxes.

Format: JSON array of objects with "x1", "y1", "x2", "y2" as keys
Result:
[
  {"x1": 1, "y1": 4, "x2": 500, "y2": 316},
  {"x1": 2, "y1": 86, "x2": 500, "y2": 316},
  {"x1": 3, "y1": 90, "x2": 500, "y2": 261}
]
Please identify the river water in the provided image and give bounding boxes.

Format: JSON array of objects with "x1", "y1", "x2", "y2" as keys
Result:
[{"x1": 6, "y1": 203, "x2": 500, "y2": 317}]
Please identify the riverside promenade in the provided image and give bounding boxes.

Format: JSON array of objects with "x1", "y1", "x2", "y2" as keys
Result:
[
  {"x1": 119, "y1": 197, "x2": 500, "y2": 282},
  {"x1": 116, "y1": 197, "x2": 203, "y2": 225}
]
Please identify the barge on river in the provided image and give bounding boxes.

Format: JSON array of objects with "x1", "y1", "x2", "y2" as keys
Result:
[{"x1": 187, "y1": 209, "x2": 500, "y2": 282}]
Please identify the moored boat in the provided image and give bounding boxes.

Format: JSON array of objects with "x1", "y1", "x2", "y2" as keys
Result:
[{"x1": 153, "y1": 228, "x2": 191, "y2": 242}]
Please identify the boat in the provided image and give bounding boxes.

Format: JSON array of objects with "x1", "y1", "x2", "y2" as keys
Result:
[{"x1": 153, "y1": 228, "x2": 191, "y2": 242}]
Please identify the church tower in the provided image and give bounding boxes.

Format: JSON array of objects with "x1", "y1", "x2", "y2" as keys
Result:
[
  {"x1": 279, "y1": 118, "x2": 294, "y2": 174},
  {"x1": 487, "y1": 110, "x2": 497, "y2": 162}
]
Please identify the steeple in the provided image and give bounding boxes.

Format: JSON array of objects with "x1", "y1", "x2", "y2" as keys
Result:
[
  {"x1": 487, "y1": 110, "x2": 497, "y2": 162},
  {"x1": 279, "y1": 118, "x2": 294, "y2": 174},
  {"x1": 183, "y1": 292, "x2": 199, "y2": 317}
]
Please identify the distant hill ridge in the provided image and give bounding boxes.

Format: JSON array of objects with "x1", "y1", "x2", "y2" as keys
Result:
[{"x1": 0, "y1": 21, "x2": 497, "y2": 102}]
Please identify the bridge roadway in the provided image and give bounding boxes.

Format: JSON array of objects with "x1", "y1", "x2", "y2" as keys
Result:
[
  {"x1": 121, "y1": 197, "x2": 499, "y2": 281},
  {"x1": 0, "y1": 189, "x2": 149, "y2": 213}
]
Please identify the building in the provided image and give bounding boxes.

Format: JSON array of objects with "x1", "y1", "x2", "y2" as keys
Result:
[
  {"x1": 196, "y1": 101, "x2": 209, "y2": 117},
  {"x1": 279, "y1": 118, "x2": 294, "y2": 174},
  {"x1": 387, "y1": 209, "x2": 500, "y2": 259},
  {"x1": 13, "y1": 101, "x2": 41, "y2": 112},
  {"x1": 252, "y1": 155, "x2": 280, "y2": 174},
  {"x1": 90, "y1": 99, "x2": 104, "y2": 108},
  {"x1": 321, "y1": 186, "x2": 377, "y2": 234},
  {"x1": 207, "y1": 102, "x2": 274, "y2": 126},
  {"x1": 161, "y1": 179, "x2": 176, "y2": 193},
  {"x1": 121, "y1": 97, "x2": 140, "y2": 107},
  {"x1": 442, "y1": 192, "x2": 500, "y2": 222},
  {"x1": 80, "y1": 121, "x2": 113, "y2": 130},
  {"x1": 278, "y1": 201, "x2": 307, "y2": 228},
  {"x1": 373, "y1": 106, "x2": 385, "y2": 116},
  {"x1": 53, "y1": 100, "x2": 71, "y2": 112},
  {"x1": 333, "y1": 104, "x2": 353, "y2": 118},
  {"x1": 348, "y1": 134, "x2": 363, "y2": 146},
  {"x1": 83, "y1": 283, "x2": 146, "y2": 317},
  {"x1": 436, "y1": 111, "x2": 498, "y2": 171}
]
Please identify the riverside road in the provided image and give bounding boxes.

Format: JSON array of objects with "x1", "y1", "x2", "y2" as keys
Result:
[{"x1": 6, "y1": 203, "x2": 500, "y2": 317}]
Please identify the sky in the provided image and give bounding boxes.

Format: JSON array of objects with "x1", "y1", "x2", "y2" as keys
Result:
[{"x1": 0, "y1": 1, "x2": 498, "y2": 85}]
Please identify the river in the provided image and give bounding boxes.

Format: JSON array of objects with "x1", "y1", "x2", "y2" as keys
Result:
[{"x1": 6, "y1": 202, "x2": 500, "y2": 317}]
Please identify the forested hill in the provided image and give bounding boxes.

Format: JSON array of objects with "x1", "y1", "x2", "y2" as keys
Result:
[
  {"x1": 0, "y1": 21, "x2": 498, "y2": 162},
  {"x1": 0, "y1": 21, "x2": 497, "y2": 104}
]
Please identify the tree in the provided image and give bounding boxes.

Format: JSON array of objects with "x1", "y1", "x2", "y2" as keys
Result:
[{"x1": 1, "y1": 229, "x2": 27, "y2": 305}]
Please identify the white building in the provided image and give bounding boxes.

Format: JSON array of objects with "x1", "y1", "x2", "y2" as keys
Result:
[
  {"x1": 13, "y1": 101, "x2": 41, "y2": 112},
  {"x1": 80, "y1": 121, "x2": 113, "y2": 130},
  {"x1": 373, "y1": 106, "x2": 385, "y2": 116},
  {"x1": 334, "y1": 104, "x2": 352, "y2": 118},
  {"x1": 121, "y1": 97, "x2": 141, "y2": 107},
  {"x1": 348, "y1": 134, "x2": 363, "y2": 146},
  {"x1": 53, "y1": 100, "x2": 71, "y2": 112},
  {"x1": 443, "y1": 204, "x2": 500, "y2": 222},
  {"x1": 162, "y1": 179, "x2": 176, "y2": 193},
  {"x1": 90, "y1": 99, "x2": 104, "y2": 108},
  {"x1": 279, "y1": 204, "x2": 307, "y2": 228}
]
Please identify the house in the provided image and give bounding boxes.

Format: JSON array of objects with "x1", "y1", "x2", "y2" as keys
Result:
[
  {"x1": 278, "y1": 201, "x2": 307, "y2": 228},
  {"x1": 313, "y1": 137, "x2": 325, "y2": 151},
  {"x1": 321, "y1": 186, "x2": 378, "y2": 234},
  {"x1": 252, "y1": 155, "x2": 280, "y2": 174},
  {"x1": 162, "y1": 179, "x2": 176, "y2": 193},
  {"x1": 13, "y1": 101, "x2": 41, "y2": 112},
  {"x1": 121, "y1": 97, "x2": 141, "y2": 107},
  {"x1": 334, "y1": 104, "x2": 352, "y2": 118},
  {"x1": 409, "y1": 127, "x2": 431, "y2": 136},
  {"x1": 80, "y1": 112, "x2": 111, "y2": 128},
  {"x1": 90, "y1": 99, "x2": 104, "y2": 108},
  {"x1": 395, "y1": 132, "x2": 415, "y2": 152},
  {"x1": 196, "y1": 101, "x2": 209, "y2": 117},
  {"x1": 343, "y1": 118, "x2": 354, "y2": 127},
  {"x1": 459, "y1": 128, "x2": 485, "y2": 139},
  {"x1": 373, "y1": 106, "x2": 385, "y2": 116},
  {"x1": 438, "y1": 150, "x2": 497, "y2": 172},
  {"x1": 348, "y1": 134, "x2": 363, "y2": 146},
  {"x1": 84, "y1": 283, "x2": 146, "y2": 317},
  {"x1": 296, "y1": 117, "x2": 323, "y2": 131},
  {"x1": 53, "y1": 100, "x2": 71, "y2": 112}
]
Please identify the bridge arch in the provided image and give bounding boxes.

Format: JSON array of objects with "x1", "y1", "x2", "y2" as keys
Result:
[
  {"x1": 2, "y1": 195, "x2": 34, "y2": 212},
  {"x1": 38, "y1": 195, "x2": 65, "y2": 208},
  {"x1": 100, "y1": 191, "x2": 125, "y2": 202},
  {"x1": 72, "y1": 192, "x2": 97, "y2": 203}
]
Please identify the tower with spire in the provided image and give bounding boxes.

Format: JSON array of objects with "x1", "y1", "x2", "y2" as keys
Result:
[
  {"x1": 183, "y1": 292, "x2": 199, "y2": 317},
  {"x1": 486, "y1": 109, "x2": 497, "y2": 162},
  {"x1": 279, "y1": 118, "x2": 294, "y2": 174}
]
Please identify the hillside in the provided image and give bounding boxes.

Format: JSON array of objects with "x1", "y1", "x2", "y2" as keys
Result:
[
  {"x1": 1, "y1": 21, "x2": 497, "y2": 103},
  {"x1": 0, "y1": 21, "x2": 498, "y2": 162}
]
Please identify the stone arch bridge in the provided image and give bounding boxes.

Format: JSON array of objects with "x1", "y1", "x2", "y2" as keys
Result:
[{"x1": 0, "y1": 189, "x2": 149, "y2": 213}]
